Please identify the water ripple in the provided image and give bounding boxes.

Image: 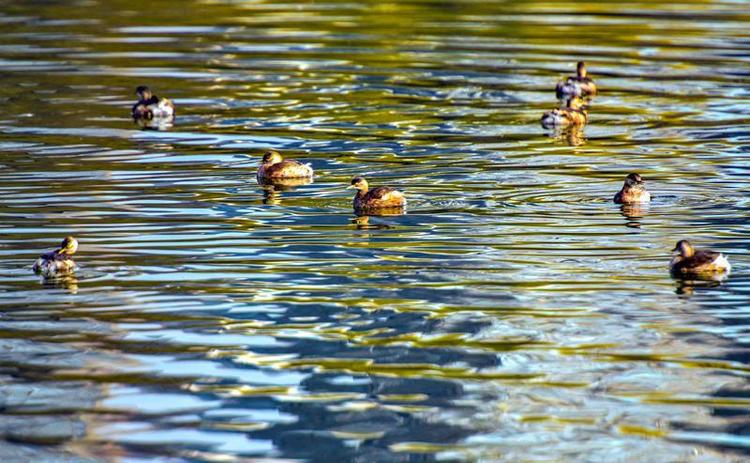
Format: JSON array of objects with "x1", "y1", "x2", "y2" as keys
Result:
[{"x1": 0, "y1": 0, "x2": 749, "y2": 461}]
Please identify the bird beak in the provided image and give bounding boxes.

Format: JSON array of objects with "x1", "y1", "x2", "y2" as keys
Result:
[{"x1": 346, "y1": 185, "x2": 355, "y2": 190}]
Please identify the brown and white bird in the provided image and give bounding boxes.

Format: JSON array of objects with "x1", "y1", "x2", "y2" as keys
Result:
[
  {"x1": 670, "y1": 240, "x2": 731, "y2": 277},
  {"x1": 256, "y1": 150, "x2": 314, "y2": 181},
  {"x1": 614, "y1": 173, "x2": 651, "y2": 204},
  {"x1": 347, "y1": 177, "x2": 406, "y2": 211}
]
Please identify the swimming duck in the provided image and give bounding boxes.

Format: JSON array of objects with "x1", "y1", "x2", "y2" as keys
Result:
[
  {"x1": 132, "y1": 85, "x2": 175, "y2": 119},
  {"x1": 541, "y1": 98, "x2": 587, "y2": 128},
  {"x1": 348, "y1": 177, "x2": 406, "y2": 211},
  {"x1": 670, "y1": 240, "x2": 731, "y2": 276},
  {"x1": 33, "y1": 236, "x2": 78, "y2": 275},
  {"x1": 257, "y1": 150, "x2": 314, "y2": 181},
  {"x1": 614, "y1": 173, "x2": 651, "y2": 203},
  {"x1": 556, "y1": 61, "x2": 597, "y2": 100}
]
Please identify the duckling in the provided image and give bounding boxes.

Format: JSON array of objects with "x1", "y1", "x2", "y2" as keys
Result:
[
  {"x1": 256, "y1": 150, "x2": 314, "y2": 181},
  {"x1": 614, "y1": 173, "x2": 651, "y2": 203},
  {"x1": 348, "y1": 177, "x2": 406, "y2": 211},
  {"x1": 132, "y1": 85, "x2": 175, "y2": 119},
  {"x1": 33, "y1": 236, "x2": 78, "y2": 275},
  {"x1": 556, "y1": 61, "x2": 598, "y2": 100},
  {"x1": 670, "y1": 240, "x2": 731, "y2": 277},
  {"x1": 541, "y1": 98, "x2": 587, "y2": 128}
]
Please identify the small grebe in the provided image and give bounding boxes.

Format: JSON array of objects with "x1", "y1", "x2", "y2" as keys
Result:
[
  {"x1": 33, "y1": 236, "x2": 78, "y2": 275},
  {"x1": 256, "y1": 150, "x2": 314, "y2": 181},
  {"x1": 541, "y1": 98, "x2": 587, "y2": 128},
  {"x1": 670, "y1": 240, "x2": 731, "y2": 277},
  {"x1": 348, "y1": 177, "x2": 406, "y2": 211},
  {"x1": 132, "y1": 86, "x2": 175, "y2": 119},
  {"x1": 614, "y1": 173, "x2": 651, "y2": 204},
  {"x1": 556, "y1": 61, "x2": 598, "y2": 100}
]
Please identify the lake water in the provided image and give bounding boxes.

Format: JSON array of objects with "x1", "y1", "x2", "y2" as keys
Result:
[{"x1": 1, "y1": 0, "x2": 749, "y2": 461}]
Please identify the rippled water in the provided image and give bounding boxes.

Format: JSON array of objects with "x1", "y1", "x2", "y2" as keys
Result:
[{"x1": 1, "y1": 0, "x2": 750, "y2": 461}]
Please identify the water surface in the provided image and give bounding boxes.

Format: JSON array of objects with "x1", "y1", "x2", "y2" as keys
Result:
[{"x1": 1, "y1": 0, "x2": 749, "y2": 461}]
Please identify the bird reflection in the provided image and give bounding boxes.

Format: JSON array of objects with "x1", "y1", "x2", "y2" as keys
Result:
[
  {"x1": 674, "y1": 277, "x2": 725, "y2": 297},
  {"x1": 351, "y1": 207, "x2": 406, "y2": 234},
  {"x1": 545, "y1": 126, "x2": 585, "y2": 146},
  {"x1": 259, "y1": 178, "x2": 314, "y2": 205},
  {"x1": 351, "y1": 215, "x2": 393, "y2": 230},
  {"x1": 40, "y1": 273, "x2": 79, "y2": 294},
  {"x1": 354, "y1": 207, "x2": 405, "y2": 218},
  {"x1": 133, "y1": 116, "x2": 174, "y2": 131},
  {"x1": 619, "y1": 202, "x2": 649, "y2": 228}
]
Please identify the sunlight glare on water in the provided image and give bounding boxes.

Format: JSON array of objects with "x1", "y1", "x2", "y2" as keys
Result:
[{"x1": 0, "y1": 0, "x2": 749, "y2": 461}]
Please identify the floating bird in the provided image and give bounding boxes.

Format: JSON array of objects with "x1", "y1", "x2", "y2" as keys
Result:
[
  {"x1": 257, "y1": 150, "x2": 314, "y2": 182},
  {"x1": 541, "y1": 98, "x2": 587, "y2": 128},
  {"x1": 556, "y1": 61, "x2": 597, "y2": 100},
  {"x1": 33, "y1": 236, "x2": 78, "y2": 275},
  {"x1": 670, "y1": 240, "x2": 731, "y2": 277},
  {"x1": 614, "y1": 173, "x2": 651, "y2": 203},
  {"x1": 347, "y1": 177, "x2": 406, "y2": 212},
  {"x1": 132, "y1": 85, "x2": 175, "y2": 119}
]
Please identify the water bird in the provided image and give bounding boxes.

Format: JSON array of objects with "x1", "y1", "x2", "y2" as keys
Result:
[
  {"x1": 614, "y1": 173, "x2": 651, "y2": 203},
  {"x1": 670, "y1": 240, "x2": 731, "y2": 277},
  {"x1": 556, "y1": 61, "x2": 597, "y2": 100},
  {"x1": 131, "y1": 85, "x2": 175, "y2": 119},
  {"x1": 541, "y1": 98, "x2": 587, "y2": 128},
  {"x1": 257, "y1": 150, "x2": 314, "y2": 181},
  {"x1": 347, "y1": 177, "x2": 406, "y2": 212},
  {"x1": 33, "y1": 236, "x2": 78, "y2": 275}
]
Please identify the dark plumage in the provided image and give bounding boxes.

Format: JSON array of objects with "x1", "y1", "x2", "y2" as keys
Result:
[{"x1": 132, "y1": 85, "x2": 175, "y2": 119}]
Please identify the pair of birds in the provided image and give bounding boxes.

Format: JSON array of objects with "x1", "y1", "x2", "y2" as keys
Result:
[
  {"x1": 611, "y1": 172, "x2": 730, "y2": 276},
  {"x1": 31, "y1": 235, "x2": 732, "y2": 280},
  {"x1": 541, "y1": 61, "x2": 596, "y2": 128},
  {"x1": 258, "y1": 149, "x2": 406, "y2": 211}
]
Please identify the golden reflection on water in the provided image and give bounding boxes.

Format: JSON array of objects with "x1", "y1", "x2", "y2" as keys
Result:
[
  {"x1": 619, "y1": 202, "x2": 649, "y2": 228},
  {"x1": 260, "y1": 178, "x2": 314, "y2": 205},
  {"x1": 546, "y1": 126, "x2": 587, "y2": 146},
  {"x1": 39, "y1": 273, "x2": 80, "y2": 294},
  {"x1": 0, "y1": 0, "x2": 748, "y2": 461}
]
